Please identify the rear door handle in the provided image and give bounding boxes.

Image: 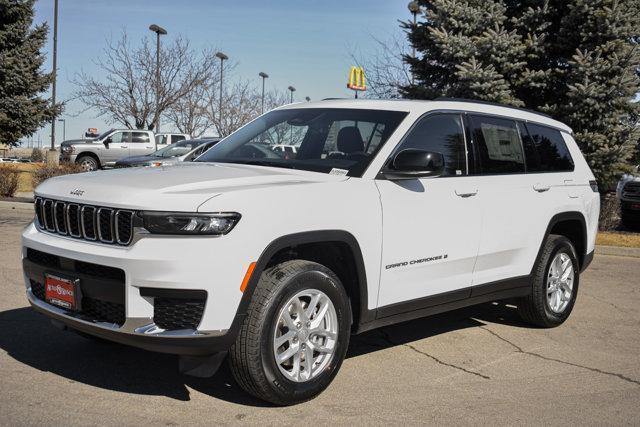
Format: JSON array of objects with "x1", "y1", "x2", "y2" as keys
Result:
[
  {"x1": 455, "y1": 189, "x2": 478, "y2": 198},
  {"x1": 533, "y1": 183, "x2": 550, "y2": 192}
]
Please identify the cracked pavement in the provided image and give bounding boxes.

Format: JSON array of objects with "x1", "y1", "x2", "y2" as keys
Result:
[{"x1": 1, "y1": 201, "x2": 639, "y2": 425}]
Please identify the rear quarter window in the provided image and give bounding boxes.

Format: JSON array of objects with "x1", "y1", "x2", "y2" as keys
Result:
[{"x1": 521, "y1": 123, "x2": 574, "y2": 172}]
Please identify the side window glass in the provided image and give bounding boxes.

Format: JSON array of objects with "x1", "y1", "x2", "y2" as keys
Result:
[
  {"x1": 131, "y1": 132, "x2": 150, "y2": 143},
  {"x1": 524, "y1": 123, "x2": 574, "y2": 172},
  {"x1": 395, "y1": 114, "x2": 467, "y2": 176},
  {"x1": 110, "y1": 132, "x2": 125, "y2": 143},
  {"x1": 470, "y1": 115, "x2": 524, "y2": 174},
  {"x1": 174, "y1": 135, "x2": 186, "y2": 142}
]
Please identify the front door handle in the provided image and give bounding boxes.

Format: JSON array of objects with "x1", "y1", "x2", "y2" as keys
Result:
[
  {"x1": 455, "y1": 189, "x2": 478, "y2": 198},
  {"x1": 533, "y1": 183, "x2": 550, "y2": 192},
  {"x1": 120, "y1": 145, "x2": 128, "y2": 149}
]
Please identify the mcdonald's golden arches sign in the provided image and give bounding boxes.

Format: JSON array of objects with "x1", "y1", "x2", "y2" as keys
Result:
[{"x1": 347, "y1": 66, "x2": 366, "y2": 91}]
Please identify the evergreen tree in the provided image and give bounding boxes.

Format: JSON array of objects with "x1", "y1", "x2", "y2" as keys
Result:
[
  {"x1": 0, "y1": 0, "x2": 57, "y2": 147},
  {"x1": 403, "y1": 0, "x2": 640, "y2": 188}
]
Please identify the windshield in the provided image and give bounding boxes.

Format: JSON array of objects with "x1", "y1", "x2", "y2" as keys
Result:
[
  {"x1": 195, "y1": 108, "x2": 407, "y2": 176},
  {"x1": 153, "y1": 140, "x2": 204, "y2": 158},
  {"x1": 96, "y1": 129, "x2": 115, "y2": 140}
]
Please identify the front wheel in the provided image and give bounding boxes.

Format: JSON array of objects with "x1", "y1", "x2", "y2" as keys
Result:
[
  {"x1": 228, "y1": 260, "x2": 352, "y2": 405},
  {"x1": 76, "y1": 155, "x2": 99, "y2": 171},
  {"x1": 517, "y1": 234, "x2": 580, "y2": 327}
]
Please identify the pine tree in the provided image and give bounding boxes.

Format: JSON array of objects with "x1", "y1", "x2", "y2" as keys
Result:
[
  {"x1": 403, "y1": 0, "x2": 640, "y2": 188},
  {"x1": 0, "y1": 0, "x2": 58, "y2": 147}
]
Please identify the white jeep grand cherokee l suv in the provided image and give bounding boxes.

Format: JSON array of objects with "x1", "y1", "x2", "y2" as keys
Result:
[{"x1": 22, "y1": 99, "x2": 599, "y2": 405}]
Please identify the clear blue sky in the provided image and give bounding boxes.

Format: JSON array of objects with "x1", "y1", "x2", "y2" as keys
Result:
[{"x1": 29, "y1": 0, "x2": 409, "y2": 145}]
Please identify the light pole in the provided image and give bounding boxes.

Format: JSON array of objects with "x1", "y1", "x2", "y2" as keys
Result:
[
  {"x1": 408, "y1": 1, "x2": 420, "y2": 85},
  {"x1": 259, "y1": 72, "x2": 269, "y2": 114},
  {"x1": 149, "y1": 24, "x2": 167, "y2": 133},
  {"x1": 287, "y1": 85, "x2": 296, "y2": 103},
  {"x1": 49, "y1": 0, "x2": 58, "y2": 158},
  {"x1": 58, "y1": 119, "x2": 66, "y2": 142},
  {"x1": 305, "y1": 96, "x2": 311, "y2": 102},
  {"x1": 216, "y1": 52, "x2": 228, "y2": 134}
]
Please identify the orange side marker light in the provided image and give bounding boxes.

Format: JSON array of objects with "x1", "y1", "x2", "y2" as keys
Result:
[{"x1": 240, "y1": 262, "x2": 257, "y2": 293}]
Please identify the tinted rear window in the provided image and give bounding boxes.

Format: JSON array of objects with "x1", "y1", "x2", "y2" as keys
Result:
[
  {"x1": 469, "y1": 115, "x2": 525, "y2": 174},
  {"x1": 521, "y1": 123, "x2": 574, "y2": 172}
]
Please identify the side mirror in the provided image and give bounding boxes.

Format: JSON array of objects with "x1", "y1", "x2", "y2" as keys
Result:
[
  {"x1": 103, "y1": 137, "x2": 112, "y2": 147},
  {"x1": 383, "y1": 149, "x2": 445, "y2": 180}
]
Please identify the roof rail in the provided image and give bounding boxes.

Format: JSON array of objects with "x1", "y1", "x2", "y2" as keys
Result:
[{"x1": 434, "y1": 97, "x2": 553, "y2": 119}]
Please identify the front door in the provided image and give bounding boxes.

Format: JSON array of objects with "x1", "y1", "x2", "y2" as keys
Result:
[
  {"x1": 102, "y1": 131, "x2": 131, "y2": 165},
  {"x1": 376, "y1": 113, "x2": 482, "y2": 313}
]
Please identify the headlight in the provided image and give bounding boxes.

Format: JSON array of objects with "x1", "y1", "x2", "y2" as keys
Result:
[
  {"x1": 61, "y1": 145, "x2": 74, "y2": 153},
  {"x1": 140, "y1": 212, "x2": 241, "y2": 235}
]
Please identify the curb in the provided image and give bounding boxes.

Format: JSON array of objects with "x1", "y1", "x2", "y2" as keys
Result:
[
  {"x1": 595, "y1": 245, "x2": 640, "y2": 258},
  {"x1": 0, "y1": 196, "x2": 33, "y2": 204}
]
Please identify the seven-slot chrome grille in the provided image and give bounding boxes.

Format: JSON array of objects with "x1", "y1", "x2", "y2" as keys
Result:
[{"x1": 34, "y1": 197, "x2": 135, "y2": 245}]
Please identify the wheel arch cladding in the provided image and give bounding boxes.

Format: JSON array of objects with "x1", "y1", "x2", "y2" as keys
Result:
[
  {"x1": 537, "y1": 212, "x2": 587, "y2": 271},
  {"x1": 238, "y1": 230, "x2": 372, "y2": 330}
]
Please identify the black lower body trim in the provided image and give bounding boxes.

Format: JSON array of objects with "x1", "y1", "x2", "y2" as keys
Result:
[
  {"x1": 356, "y1": 275, "x2": 531, "y2": 334},
  {"x1": 581, "y1": 250, "x2": 594, "y2": 272}
]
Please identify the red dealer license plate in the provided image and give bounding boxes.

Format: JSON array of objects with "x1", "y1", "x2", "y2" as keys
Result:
[
  {"x1": 45, "y1": 274, "x2": 80, "y2": 310},
  {"x1": 631, "y1": 203, "x2": 640, "y2": 210}
]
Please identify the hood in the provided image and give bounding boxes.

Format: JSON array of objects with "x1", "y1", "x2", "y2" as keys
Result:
[
  {"x1": 34, "y1": 162, "x2": 348, "y2": 211},
  {"x1": 61, "y1": 139, "x2": 97, "y2": 146}
]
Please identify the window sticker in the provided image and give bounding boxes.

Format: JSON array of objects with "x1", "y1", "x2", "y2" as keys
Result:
[{"x1": 329, "y1": 168, "x2": 349, "y2": 176}]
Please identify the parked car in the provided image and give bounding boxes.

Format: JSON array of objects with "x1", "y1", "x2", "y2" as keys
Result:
[
  {"x1": 115, "y1": 138, "x2": 220, "y2": 168},
  {"x1": 155, "y1": 133, "x2": 190, "y2": 149},
  {"x1": 23, "y1": 99, "x2": 599, "y2": 405},
  {"x1": 60, "y1": 129, "x2": 156, "y2": 171},
  {"x1": 271, "y1": 144, "x2": 298, "y2": 158},
  {"x1": 616, "y1": 166, "x2": 640, "y2": 228}
]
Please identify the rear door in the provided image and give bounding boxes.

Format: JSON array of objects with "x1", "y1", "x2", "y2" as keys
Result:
[
  {"x1": 467, "y1": 115, "x2": 548, "y2": 287},
  {"x1": 130, "y1": 131, "x2": 155, "y2": 156},
  {"x1": 376, "y1": 113, "x2": 482, "y2": 311}
]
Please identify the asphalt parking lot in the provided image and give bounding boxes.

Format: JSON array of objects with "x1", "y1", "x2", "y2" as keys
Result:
[{"x1": 1, "y1": 201, "x2": 639, "y2": 425}]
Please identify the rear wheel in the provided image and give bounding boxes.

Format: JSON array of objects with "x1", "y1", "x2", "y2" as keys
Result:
[
  {"x1": 517, "y1": 235, "x2": 579, "y2": 327},
  {"x1": 228, "y1": 260, "x2": 352, "y2": 405},
  {"x1": 76, "y1": 155, "x2": 99, "y2": 171}
]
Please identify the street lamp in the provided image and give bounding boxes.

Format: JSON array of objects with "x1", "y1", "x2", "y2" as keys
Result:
[
  {"x1": 408, "y1": 1, "x2": 420, "y2": 85},
  {"x1": 259, "y1": 72, "x2": 269, "y2": 114},
  {"x1": 287, "y1": 85, "x2": 296, "y2": 103},
  {"x1": 49, "y1": 0, "x2": 58, "y2": 158},
  {"x1": 216, "y1": 52, "x2": 228, "y2": 133},
  {"x1": 58, "y1": 119, "x2": 66, "y2": 142},
  {"x1": 149, "y1": 24, "x2": 167, "y2": 133}
]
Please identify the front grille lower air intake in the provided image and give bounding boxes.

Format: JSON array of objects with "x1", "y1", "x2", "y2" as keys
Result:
[{"x1": 34, "y1": 197, "x2": 135, "y2": 246}]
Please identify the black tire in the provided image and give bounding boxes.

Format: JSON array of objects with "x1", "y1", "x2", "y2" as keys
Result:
[
  {"x1": 621, "y1": 214, "x2": 640, "y2": 231},
  {"x1": 76, "y1": 155, "x2": 99, "y2": 171},
  {"x1": 517, "y1": 234, "x2": 580, "y2": 327},
  {"x1": 228, "y1": 260, "x2": 352, "y2": 405}
]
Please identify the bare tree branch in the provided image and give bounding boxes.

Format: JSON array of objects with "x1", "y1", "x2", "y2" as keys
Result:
[
  {"x1": 72, "y1": 31, "x2": 214, "y2": 131},
  {"x1": 350, "y1": 31, "x2": 412, "y2": 99}
]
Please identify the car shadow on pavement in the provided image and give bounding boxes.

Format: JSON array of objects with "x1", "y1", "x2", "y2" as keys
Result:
[{"x1": 0, "y1": 302, "x2": 527, "y2": 406}]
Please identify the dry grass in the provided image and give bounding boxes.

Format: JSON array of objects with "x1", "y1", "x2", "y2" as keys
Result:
[{"x1": 597, "y1": 232, "x2": 640, "y2": 248}]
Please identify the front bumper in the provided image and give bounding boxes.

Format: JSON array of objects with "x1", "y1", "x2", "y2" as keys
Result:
[
  {"x1": 27, "y1": 290, "x2": 239, "y2": 355},
  {"x1": 21, "y1": 222, "x2": 254, "y2": 355}
]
